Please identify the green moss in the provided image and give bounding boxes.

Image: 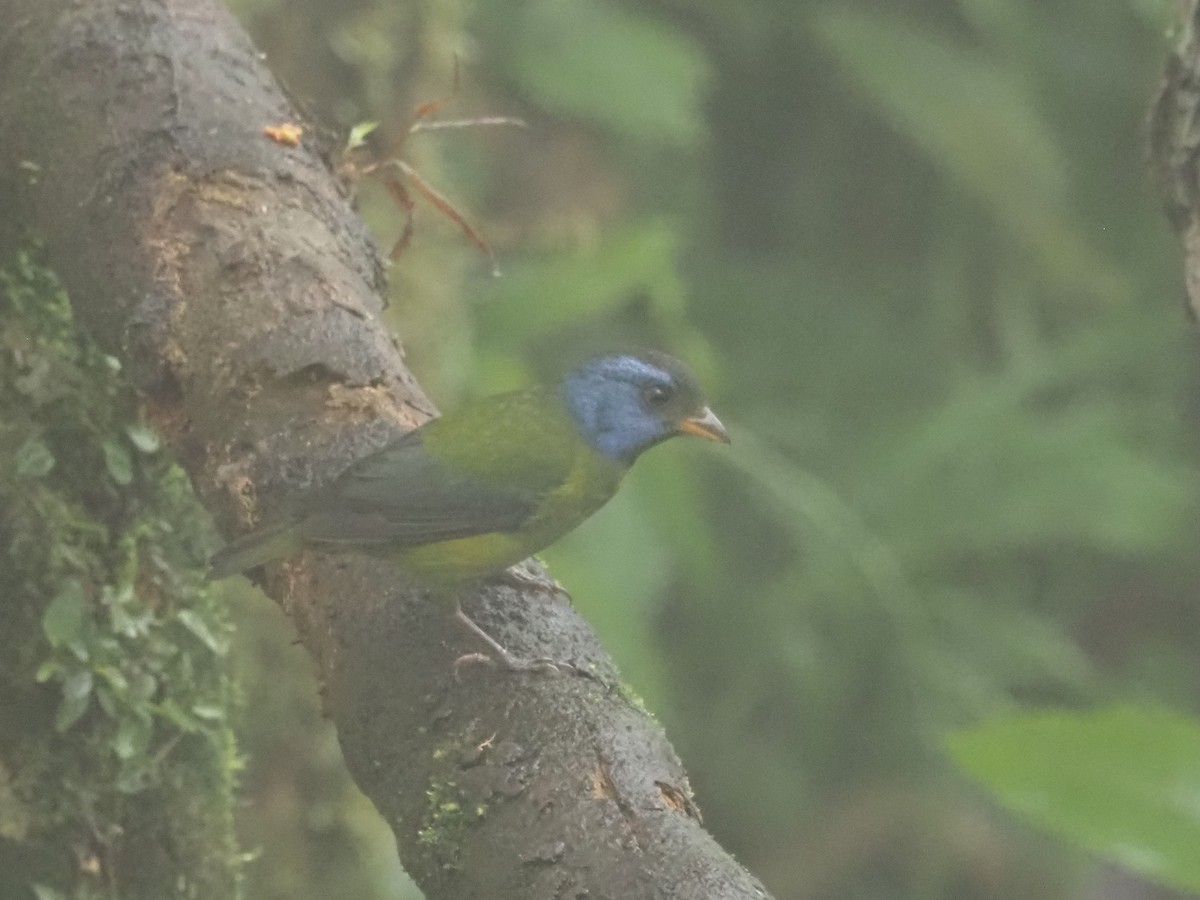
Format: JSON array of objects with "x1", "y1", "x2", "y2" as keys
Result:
[
  {"x1": 616, "y1": 680, "x2": 653, "y2": 717},
  {"x1": 415, "y1": 738, "x2": 490, "y2": 869},
  {"x1": 416, "y1": 776, "x2": 465, "y2": 864},
  {"x1": 0, "y1": 250, "x2": 242, "y2": 898}
]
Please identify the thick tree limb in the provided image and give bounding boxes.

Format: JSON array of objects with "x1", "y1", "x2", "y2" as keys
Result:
[
  {"x1": 1151, "y1": 0, "x2": 1200, "y2": 320},
  {"x1": 0, "y1": 1, "x2": 772, "y2": 897}
]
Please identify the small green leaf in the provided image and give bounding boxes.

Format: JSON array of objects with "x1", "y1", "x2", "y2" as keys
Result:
[
  {"x1": 110, "y1": 601, "x2": 153, "y2": 638},
  {"x1": 125, "y1": 423, "x2": 160, "y2": 453},
  {"x1": 32, "y1": 885, "x2": 68, "y2": 900},
  {"x1": 346, "y1": 120, "x2": 379, "y2": 151},
  {"x1": 155, "y1": 698, "x2": 199, "y2": 733},
  {"x1": 191, "y1": 703, "x2": 224, "y2": 721},
  {"x1": 15, "y1": 436, "x2": 55, "y2": 477},
  {"x1": 42, "y1": 580, "x2": 87, "y2": 649},
  {"x1": 102, "y1": 439, "x2": 133, "y2": 485},
  {"x1": 34, "y1": 658, "x2": 60, "y2": 683},
  {"x1": 62, "y1": 669, "x2": 93, "y2": 702},
  {"x1": 55, "y1": 669, "x2": 93, "y2": 731},
  {"x1": 127, "y1": 670, "x2": 158, "y2": 703},
  {"x1": 95, "y1": 664, "x2": 129, "y2": 694},
  {"x1": 113, "y1": 714, "x2": 152, "y2": 760},
  {"x1": 948, "y1": 706, "x2": 1200, "y2": 893},
  {"x1": 176, "y1": 609, "x2": 228, "y2": 655}
]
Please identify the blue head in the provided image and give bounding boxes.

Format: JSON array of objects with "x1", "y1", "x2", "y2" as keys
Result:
[{"x1": 560, "y1": 350, "x2": 729, "y2": 464}]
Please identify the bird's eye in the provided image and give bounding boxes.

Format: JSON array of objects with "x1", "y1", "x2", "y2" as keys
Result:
[{"x1": 643, "y1": 385, "x2": 672, "y2": 408}]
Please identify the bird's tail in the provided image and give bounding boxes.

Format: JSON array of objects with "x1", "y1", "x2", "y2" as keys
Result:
[{"x1": 206, "y1": 520, "x2": 302, "y2": 581}]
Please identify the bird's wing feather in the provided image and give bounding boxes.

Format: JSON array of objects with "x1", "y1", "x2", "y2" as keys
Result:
[{"x1": 296, "y1": 406, "x2": 575, "y2": 547}]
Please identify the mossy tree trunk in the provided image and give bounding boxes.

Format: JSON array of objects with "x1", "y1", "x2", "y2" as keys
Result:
[
  {"x1": 0, "y1": 255, "x2": 241, "y2": 898},
  {"x1": 0, "y1": 1, "x2": 772, "y2": 898}
]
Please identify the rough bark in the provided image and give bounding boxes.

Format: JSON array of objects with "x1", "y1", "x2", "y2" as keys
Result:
[
  {"x1": 0, "y1": 1, "x2": 772, "y2": 897},
  {"x1": 1152, "y1": 1, "x2": 1200, "y2": 321}
]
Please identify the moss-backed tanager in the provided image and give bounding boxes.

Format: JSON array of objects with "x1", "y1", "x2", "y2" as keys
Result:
[{"x1": 207, "y1": 350, "x2": 729, "y2": 670}]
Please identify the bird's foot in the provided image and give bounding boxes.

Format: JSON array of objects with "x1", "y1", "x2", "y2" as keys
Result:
[
  {"x1": 453, "y1": 650, "x2": 568, "y2": 677},
  {"x1": 452, "y1": 604, "x2": 575, "y2": 677}
]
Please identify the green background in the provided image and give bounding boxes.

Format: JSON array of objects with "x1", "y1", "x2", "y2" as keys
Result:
[{"x1": 220, "y1": 1, "x2": 1200, "y2": 897}]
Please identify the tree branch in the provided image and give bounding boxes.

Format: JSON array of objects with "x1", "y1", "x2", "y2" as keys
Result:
[
  {"x1": 1151, "y1": 0, "x2": 1200, "y2": 321},
  {"x1": 0, "y1": 1, "x2": 772, "y2": 896}
]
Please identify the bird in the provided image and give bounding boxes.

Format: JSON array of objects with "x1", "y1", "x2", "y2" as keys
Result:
[{"x1": 207, "y1": 349, "x2": 729, "y2": 671}]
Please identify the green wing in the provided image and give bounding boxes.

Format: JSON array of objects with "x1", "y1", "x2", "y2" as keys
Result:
[{"x1": 296, "y1": 389, "x2": 581, "y2": 548}]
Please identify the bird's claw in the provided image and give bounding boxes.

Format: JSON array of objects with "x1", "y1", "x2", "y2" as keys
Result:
[
  {"x1": 453, "y1": 650, "x2": 572, "y2": 679},
  {"x1": 452, "y1": 602, "x2": 575, "y2": 677}
]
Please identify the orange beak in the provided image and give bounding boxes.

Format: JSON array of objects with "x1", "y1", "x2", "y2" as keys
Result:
[{"x1": 677, "y1": 407, "x2": 731, "y2": 443}]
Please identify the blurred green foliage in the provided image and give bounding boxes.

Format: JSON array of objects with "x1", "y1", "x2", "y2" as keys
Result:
[
  {"x1": 227, "y1": 0, "x2": 1200, "y2": 897},
  {"x1": 948, "y1": 705, "x2": 1200, "y2": 894},
  {"x1": 502, "y1": 0, "x2": 709, "y2": 146}
]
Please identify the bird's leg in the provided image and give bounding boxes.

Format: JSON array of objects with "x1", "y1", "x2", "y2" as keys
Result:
[{"x1": 452, "y1": 595, "x2": 571, "y2": 676}]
